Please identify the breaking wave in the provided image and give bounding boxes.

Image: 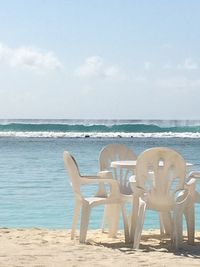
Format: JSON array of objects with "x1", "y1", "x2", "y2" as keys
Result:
[{"x1": 0, "y1": 119, "x2": 200, "y2": 138}]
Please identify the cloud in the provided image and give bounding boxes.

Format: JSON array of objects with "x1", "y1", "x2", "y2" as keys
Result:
[
  {"x1": 0, "y1": 43, "x2": 62, "y2": 71},
  {"x1": 144, "y1": 61, "x2": 153, "y2": 70},
  {"x1": 155, "y1": 76, "x2": 200, "y2": 90},
  {"x1": 177, "y1": 58, "x2": 198, "y2": 70},
  {"x1": 75, "y1": 56, "x2": 120, "y2": 79}
]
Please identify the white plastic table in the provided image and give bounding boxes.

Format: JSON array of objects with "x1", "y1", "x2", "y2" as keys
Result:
[
  {"x1": 111, "y1": 160, "x2": 137, "y2": 170},
  {"x1": 111, "y1": 160, "x2": 192, "y2": 170}
]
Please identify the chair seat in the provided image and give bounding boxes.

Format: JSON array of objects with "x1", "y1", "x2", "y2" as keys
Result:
[
  {"x1": 85, "y1": 196, "x2": 108, "y2": 205},
  {"x1": 121, "y1": 194, "x2": 133, "y2": 202},
  {"x1": 147, "y1": 195, "x2": 175, "y2": 211}
]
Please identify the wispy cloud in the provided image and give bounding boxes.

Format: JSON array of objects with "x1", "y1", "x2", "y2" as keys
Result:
[
  {"x1": 177, "y1": 58, "x2": 198, "y2": 70},
  {"x1": 75, "y1": 56, "x2": 120, "y2": 79},
  {"x1": 0, "y1": 43, "x2": 62, "y2": 71},
  {"x1": 155, "y1": 76, "x2": 200, "y2": 90}
]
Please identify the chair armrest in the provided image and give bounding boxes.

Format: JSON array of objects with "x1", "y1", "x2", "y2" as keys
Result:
[
  {"x1": 98, "y1": 170, "x2": 114, "y2": 179},
  {"x1": 185, "y1": 177, "x2": 196, "y2": 188},
  {"x1": 81, "y1": 176, "x2": 117, "y2": 185},
  {"x1": 187, "y1": 171, "x2": 200, "y2": 179},
  {"x1": 129, "y1": 174, "x2": 146, "y2": 197},
  {"x1": 80, "y1": 173, "x2": 121, "y2": 198},
  {"x1": 175, "y1": 185, "x2": 195, "y2": 207},
  {"x1": 175, "y1": 189, "x2": 189, "y2": 204},
  {"x1": 186, "y1": 173, "x2": 200, "y2": 203},
  {"x1": 185, "y1": 175, "x2": 196, "y2": 201},
  {"x1": 80, "y1": 171, "x2": 114, "y2": 184},
  {"x1": 80, "y1": 176, "x2": 98, "y2": 185}
]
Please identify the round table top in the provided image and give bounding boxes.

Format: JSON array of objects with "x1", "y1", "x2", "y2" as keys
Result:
[
  {"x1": 111, "y1": 160, "x2": 192, "y2": 169},
  {"x1": 110, "y1": 160, "x2": 137, "y2": 169}
]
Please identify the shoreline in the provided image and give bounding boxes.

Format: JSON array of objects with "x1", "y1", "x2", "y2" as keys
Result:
[{"x1": 1, "y1": 228, "x2": 200, "y2": 266}]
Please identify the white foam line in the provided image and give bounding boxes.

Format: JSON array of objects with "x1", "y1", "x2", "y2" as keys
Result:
[{"x1": 0, "y1": 131, "x2": 199, "y2": 138}]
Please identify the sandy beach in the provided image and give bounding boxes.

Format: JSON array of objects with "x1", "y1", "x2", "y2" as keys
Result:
[{"x1": 1, "y1": 228, "x2": 200, "y2": 267}]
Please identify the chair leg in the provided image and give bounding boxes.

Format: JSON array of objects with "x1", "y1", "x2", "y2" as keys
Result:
[
  {"x1": 130, "y1": 196, "x2": 139, "y2": 243},
  {"x1": 159, "y1": 212, "x2": 172, "y2": 236},
  {"x1": 79, "y1": 203, "x2": 91, "y2": 243},
  {"x1": 121, "y1": 204, "x2": 129, "y2": 243},
  {"x1": 133, "y1": 199, "x2": 146, "y2": 249},
  {"x1": 184, "y1": 203, "x2": 195, "y2": 245},
  {"x1": 101, "y1": 205, "x2": 108, "y2": 233},
  {"x1": 107, "y1": 204, "x2": 121, "y2": 238},
  {"x1": 71, "y1": 200, "x2": 81, "y2": 240},
  {"x1": 159, "y1": 212, "x2": 165, "y2": 236},
  {"x1": 173, "y1": 205, "x2": 184, "y2": 249}
]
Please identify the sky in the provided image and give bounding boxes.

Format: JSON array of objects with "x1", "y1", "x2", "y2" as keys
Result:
[{"x1": 0, "y1": 0, "x2": 200, "y2": 119}]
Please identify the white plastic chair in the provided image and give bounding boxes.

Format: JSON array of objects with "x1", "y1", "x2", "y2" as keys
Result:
[
  {"x1": 99, "y1": 144, "x2": 137, "y2": 195},
  {"x1": 99, "y1": 144, "x2": 137, "y2": 234},
  {"x1": 129, "y1": 147, "x2": 195, "y2": 249},
  {"x1": 63, "y1": 151, "x2": 129, "y2": 243}
]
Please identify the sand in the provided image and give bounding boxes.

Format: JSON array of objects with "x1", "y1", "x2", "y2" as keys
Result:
[{"x1": 0, "y1": 228, "x2": 200, "y2": 267}]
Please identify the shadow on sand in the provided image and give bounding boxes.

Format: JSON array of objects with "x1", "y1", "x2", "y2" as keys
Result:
[{"x1": 87, "y1": 232, "x2": 200, "y2": 259}]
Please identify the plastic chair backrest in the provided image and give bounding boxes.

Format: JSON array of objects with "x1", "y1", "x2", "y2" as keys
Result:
[
  {"x1": 99, "y1": 144, "x2": 137, "y2": 194},
  {"x1": 135, "y1": 147, "x2": 186, "y2": 208},
  {"x1": 63, "y1": 151, "x2": 82, "y2": 198}
]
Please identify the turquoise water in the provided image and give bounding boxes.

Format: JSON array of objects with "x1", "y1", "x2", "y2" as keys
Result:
[
  {"x1": 2, "y1": 121, "x2": 200, "y2": 133},
  {"x1": 1, "y1": 119, "x2": 200, "y2": 138},
  {"x1": 1, "y1": 120, "x2": 200, "y2": 230}
]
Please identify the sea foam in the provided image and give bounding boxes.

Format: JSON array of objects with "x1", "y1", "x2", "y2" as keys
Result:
[{"x1": 0, "y1": 131, "x2": 200, "y2": 138}]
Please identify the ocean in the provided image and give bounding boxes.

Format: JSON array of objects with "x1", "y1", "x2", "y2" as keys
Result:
[{"x1": 1, "y1": 119, "x2": 200, "y2": 230}]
